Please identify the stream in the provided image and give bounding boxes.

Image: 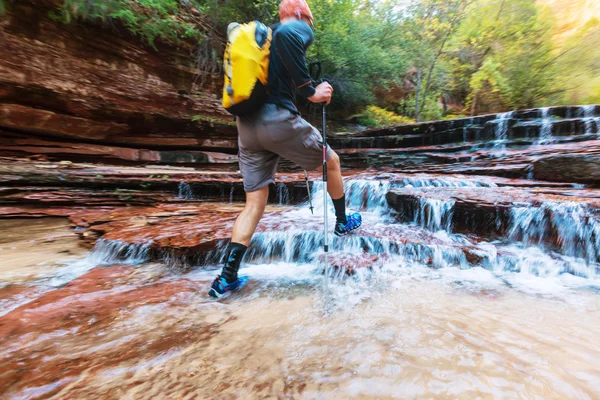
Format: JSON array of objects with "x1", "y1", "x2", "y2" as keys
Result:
[{"x1": 1, "y1": 178, "x2": 599, "y2": 399}]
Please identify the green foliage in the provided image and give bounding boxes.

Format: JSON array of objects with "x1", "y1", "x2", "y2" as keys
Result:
[
  {"x1": 402, "y1": 0, "x2": 473, "y2": 121},
  {"x1": 0, "y1": 0, "x2": 14, "y2": 16},
  {"x1": 546, "y1": 17, "x2": 600, "y2": 105},
  {"x1": 191, "y1": 115, "x2": 236, "y2": 126},
  {"x1": 443, "y1": 114, "x2": 468, "y2": 120},
  {"x1": 448, "y1": 0, "x2": 557, "y2": 113},
  {"x1": 307, "y1": 0, "x2": 410, "y2": 111},
  {"x1": 397, "y1": 92, "x2": 443, "y2": 121},
  {"x1": 56, "y1": 0, "x2": 204, "y2": 47},
  {"x1": 202, "y1": 0, "x2": 280, "y2": 26},
  {"x1": 22, "y1": 0, "x2": 598, "y2": 120},
  {"x1": 358, "y1": 106, "x2": 415, "y2": 127}
]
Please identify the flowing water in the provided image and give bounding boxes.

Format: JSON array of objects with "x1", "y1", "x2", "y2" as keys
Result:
[
  {"x1": 486, "y1": 111, "x2": 516, "y2": 156},
  {"x1": 581, "y1": 105, "x2": 600, "y2": 135},
  {"x1": 537, "y1": 107, "x2": 554, "y2": 144},
  {"x1": 2, "y1": 177, "x2": 600, "y2": 399},
  {"x1": 178, "y1": 181, "x2": 195, "y2": 200},
  {"x1": 491, "y1": 111, "x2": 514, "y2": 151}
]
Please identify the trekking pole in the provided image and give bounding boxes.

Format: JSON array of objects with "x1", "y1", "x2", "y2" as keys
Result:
[
  {"x1": 304, "y1": 170, "x2": 314, "y2": 214},
  {"x1": 322, "y1": 104, "x2": 329, "y2": 290}
]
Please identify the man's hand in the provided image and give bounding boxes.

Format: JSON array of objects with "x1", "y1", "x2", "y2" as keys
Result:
[{"x1": 308, "y1": 81, "x2": 333, "y2": 105}]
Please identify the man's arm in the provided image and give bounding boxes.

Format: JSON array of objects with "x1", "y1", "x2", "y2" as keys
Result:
[{"x1": 273, "y1": 29, "x2": 316, "y2": 98}]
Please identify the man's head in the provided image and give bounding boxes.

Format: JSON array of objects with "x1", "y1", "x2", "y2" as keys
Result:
[{"x1": 279, "y1": 0, "x2": 314, "y2": 27}]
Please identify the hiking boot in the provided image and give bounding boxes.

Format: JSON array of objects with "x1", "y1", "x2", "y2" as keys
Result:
[
  {"x1": 208, "y1": 242, "x2": 248, "y2": 298},
  {"x1": 208, "y1": 275, "x2": 248, "y2": 298},
  {"x1": 334, "y1": 212, "x2": 362, "y2": 237}
]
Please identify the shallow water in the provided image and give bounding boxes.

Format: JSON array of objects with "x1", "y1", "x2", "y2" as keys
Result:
[
  {"x1": 1, "y1": 218, "x2": 600, "y2": 399},
  {"x1": 2, "y1": 174, "x2": 600, "y2": 399},
  {"x1": 0, "y1": 218, "x2": 85, "y2": 283}
]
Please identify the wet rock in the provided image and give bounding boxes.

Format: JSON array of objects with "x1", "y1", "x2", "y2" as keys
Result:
[
  {"x1": 509, "y1": 118, "x2": 592, "y2": 138},
  {"x1": 354, "y1": 139, "x2": 600, "y2": 180},
  {"x1": 68, "y1": 204, "x2": 242, "y2": 255},
  {"x1": 331, "y1": 105, "x2": 598, "y2": 150},
  {"x1": 513, "y1": 105, "x2": 599, "y2": 119},
  {"x1": 386, "y1": 186, "x2": 600, "y2": 251},
  {"x1": 533, "y1": 154, "x2": 600, "y2": 184},
  {"x1": 0, "y1": 206, "x2": 85, "y2": 218},
  {"x1": 0, "y1": 265, "x2": 216, "y2": 398},
  {"x1": 0, "y1": 158, "x2": 316, "y2": 205}
]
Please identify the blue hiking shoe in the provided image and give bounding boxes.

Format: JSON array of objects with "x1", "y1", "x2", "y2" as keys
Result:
[
  {"x1": 208, "y1": 275, "x2": 249, "y2": 298},
  {"x1": 334, "y1": 212, "x2": 362, "y2": 237}
]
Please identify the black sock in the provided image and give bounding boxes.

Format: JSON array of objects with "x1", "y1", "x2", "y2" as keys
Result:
[
  {"x1": 332, "y1": 195, "x2": 347, "y2": 225},
  {"x1": 221, "y1": 242, "x2": 247, "y2": 284}
]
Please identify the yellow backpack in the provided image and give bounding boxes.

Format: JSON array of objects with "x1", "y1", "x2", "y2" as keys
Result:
[{"x1": 222, "y1": 21, "x2": 272, "y2": 115}]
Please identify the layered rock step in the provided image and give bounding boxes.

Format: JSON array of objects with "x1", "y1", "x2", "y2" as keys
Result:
[
  {"x1": 0, "y1": 132, "x2": 239, "y2": 167},
  {"x1": 0, "y1": 158, "x2": 324, "y2": 213},
  {"x1": 387, "y1": 186, "x2": 600, "y2": 264},
  {"x1": 69, "y1": 202, "x2": 500, "y2": 274},
  {"x1": 331, "y1": 105, "x2": 600, "y2": 149},
  {"x1": 339, "y1": 139, "x2": 600, "y2": 183},
  {"x1": 52, "y1": 171, "x2": 596, "y2": 276}
]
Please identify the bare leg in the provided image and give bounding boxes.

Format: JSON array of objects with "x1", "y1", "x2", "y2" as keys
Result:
[
  {"x1": 231, "y1": 185, "x2": 270, "y2": 246},
  {"x1": 323, "y1": 150, "x2": 344, "y2": 199}
]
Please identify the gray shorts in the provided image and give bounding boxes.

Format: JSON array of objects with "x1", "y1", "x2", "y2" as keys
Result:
[{"x1": 237, "y1": 103, "x2": 333, "y2": 192}]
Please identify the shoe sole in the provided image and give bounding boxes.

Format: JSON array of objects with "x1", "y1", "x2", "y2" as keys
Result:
[
  {"x1": 334, "y1": 221, "x2": 362, "y2": 237},
  {"x1": 208, "y1": 276, "x2": 249, "y2": 299}
]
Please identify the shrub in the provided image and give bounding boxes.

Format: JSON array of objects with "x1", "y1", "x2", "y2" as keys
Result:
[
  {"x1": 357, "y1": 106, "x2": 415, "y2": 127},
  {"x1": 54, "y1": 0, "x2": 205, "y2": 47}
]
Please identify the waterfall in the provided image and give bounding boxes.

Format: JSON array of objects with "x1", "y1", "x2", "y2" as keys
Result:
[
  {"x1": 89, "y1": 239, "x2": 152, "y2": 265},
  {"x1": 83, "y1": 176, "x2": 600, "y2": 281},
  {"x1": 508, "y1": 202, "x2": 600, "y2": 265},
  {"x1": 397, "y1": 174, "x2": 497, "y2": 188},
  {"x1": 538, "y1": 107, "x2": 553, "y2": 143},
  {"x1": 178, "y1": 182, "x2": 194, "y2": 200},
  {"x1": 492, "y1": 111, "x2": 514, "y2": 152},
  {"x1": 413, "y1": 197, "x2": 455, "y2": 232},
  {"x1": 581, "y1": 105, "x2": 599, "y2": 134},
  {"x1": 463, "y1": 117, "x2": 474, "y2": 143},
  {"x1": 495, "y1": 111, "x2": 514, "y2": 140},
  {"x1": 276, "y1": 182, "x2": 291, "y2": 205},
  {"x1": 292, "y1": 178, "x2": 597, "y2": 278},
  {"x1": 247, "y1": 228, "x2": 475, "y2": 270},
  {"x1": 310, "y1": 179, "x2": 391, "y2": 214}
]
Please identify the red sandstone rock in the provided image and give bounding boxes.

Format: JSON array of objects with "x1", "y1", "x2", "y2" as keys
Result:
[
  {"x1": 0, "y1": 265, "x2": 217, "y2": 398},
  {"x1": 0, "y1": 104, "x2": 130, "y2": 140},
  {"x1": 533, "y1": 153, "x2": 600, "y2": 184},
  {"x1": 0, "y1": 1, "x2": 236, "y2": 152},
  {"x1": 386, "y1": 186, "x2": 600, "y2": 239}
]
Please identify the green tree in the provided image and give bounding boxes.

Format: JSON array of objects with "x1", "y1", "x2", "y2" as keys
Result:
[
  {"x1": 546, "y1": 18, "x2": 600, "y2": 105},
  {"x1": 402, "y1": 0, "x2": 473, "y2": 121},
  {"x1": 307, "y1": 0, "x2": 410, "y2": 113},
  {"x1": 449, "y1": 0, "x2": 556, "y2": 114}
]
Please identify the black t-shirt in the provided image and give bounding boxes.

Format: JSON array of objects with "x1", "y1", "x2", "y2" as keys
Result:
[{"x1": 266, "y1": 20, "x2": 316, "y2": 114}]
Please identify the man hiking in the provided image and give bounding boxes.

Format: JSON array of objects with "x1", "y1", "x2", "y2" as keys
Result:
[{"x1": 209, "y1": 0, "x2": 362, "y2": 298}]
